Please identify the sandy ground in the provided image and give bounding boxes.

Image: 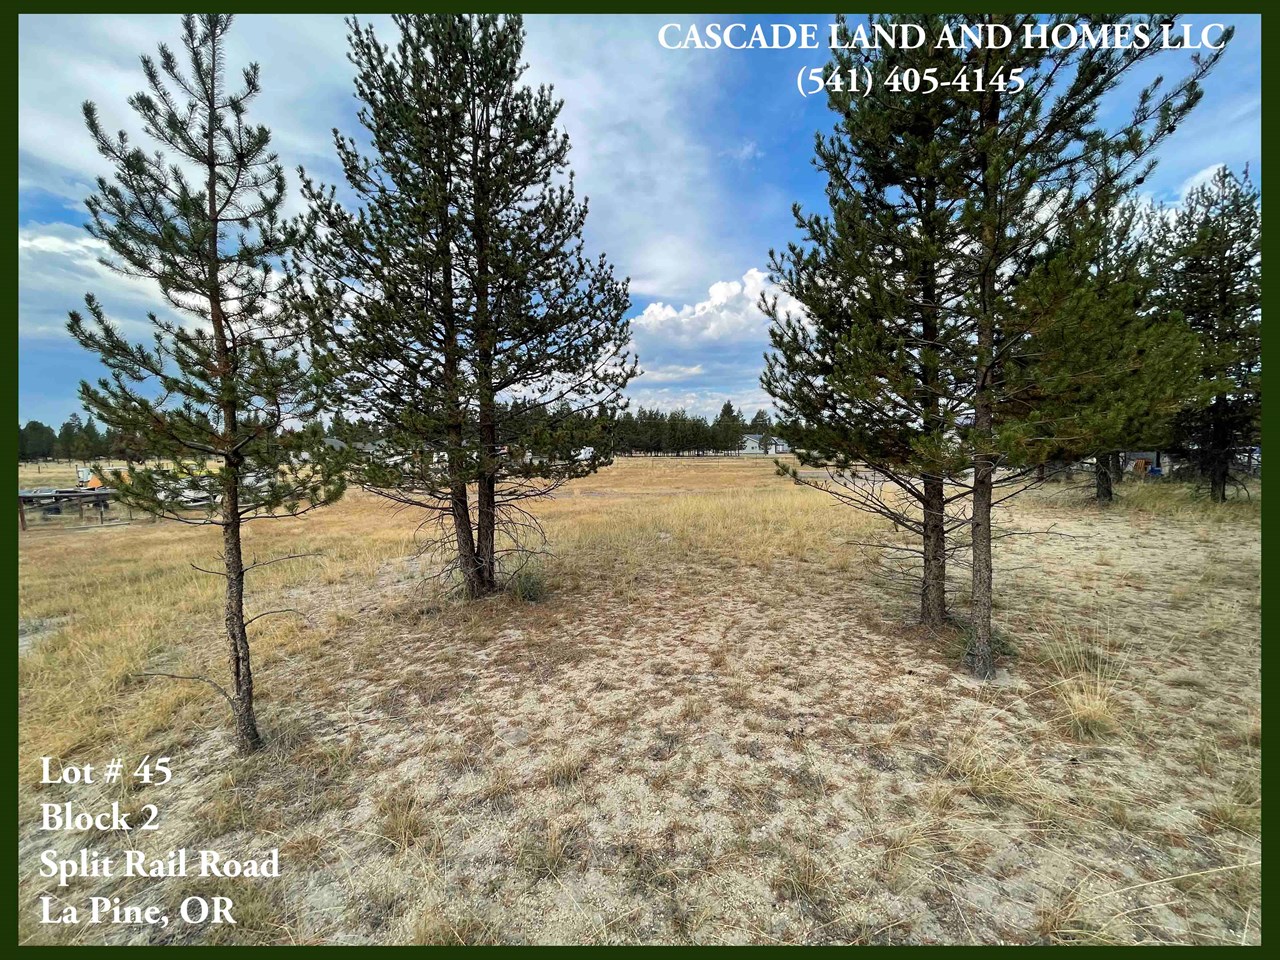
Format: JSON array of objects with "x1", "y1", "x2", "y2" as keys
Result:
[{"x1": 17, "y1": 459, "x2": 1261, "y2": 944}]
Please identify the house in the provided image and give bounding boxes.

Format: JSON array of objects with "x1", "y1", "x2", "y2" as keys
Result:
[{"x1": 741, "y1": 434, "x2": 791, "y2": 455}]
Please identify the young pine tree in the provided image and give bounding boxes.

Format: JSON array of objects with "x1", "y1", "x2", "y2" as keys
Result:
[
  {"x1": 68, "y1": 14, "x2": 346, "y2": 752},
  {"x1": 762, "y1": 13, "x2": 972, "y2": 629},
  {"x1": 1157, "y1": 167, "x2": 1262, "y2": 502},
  {"x1": 294, "y1": 15, "x2": 635, "y2": 598}
]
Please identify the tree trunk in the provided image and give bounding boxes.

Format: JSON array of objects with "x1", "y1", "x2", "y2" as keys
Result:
[
  {"x1": 470, "y1": 99, "x2": 499, "y2": 595},
  {"x1": 918, "y1": 183, "x2": 947, "y2": 629},
  {"x1": 1109, "y1": 451, "x2": 1123, "y2": 487},
  {"x1": 476, "y1": 474, "x2": 497, "y2": 591},
  {"x1": 1209, "y1": 394, "x2": 1229, "y2": 503},
  {"x1": 921, "y1": 474, "x2": 947, "y2": 627},
  {"x1": 206, "y1": 25, "x2": 260, "y2": 753},
  {"x1": 968, "y1": 70, "x2": 999, "y2": 681},
  {"x1": 435, "y1": 112, "x2": 483, "y2": 597},
  {"x1": 970, "y1": 449, "x2": 995, "y2": 680},
  {"x1": 1209, "y1": 458, "x2": 1229, "y2": 503},
  {"x1": 450, "y1": 480, "x2": 483, "y2": 598},
  {"x1": 221, "y1": 477, "x2": 262, "y2": 753},
  {"x1": 1095, "y1": 453, "x2": 1114, "y2": 503}
]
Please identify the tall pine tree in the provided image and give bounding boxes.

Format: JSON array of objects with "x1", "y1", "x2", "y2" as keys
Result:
[
  {"x1": 1157, "y1": 167, "x2": 1261, "y2": 502},
  {"x1": 68, "y1": 15, "x2": 346, "y2": 751},
  {"x1": 293, "y1": 14, "x2": 635, "y2": 598},
  {"x1": 764, "y1": 14, "x2": 1225, "y2": 673},
  {"x1": 1011, "y1": 184, "x2": 1201, "y2": 505},
  {"x1": 944, "y1": 13, "x2": 1226, "y2": 675}
]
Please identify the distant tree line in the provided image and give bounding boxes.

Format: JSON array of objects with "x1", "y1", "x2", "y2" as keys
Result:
[
  {"x1": 22, "y1": 398, "x2": 778, "y2": 466},
  {"x1": 18, "y1": 413, "x2": 151, "y2": 464},
  {"x1": 612, "y1": 403, "x2": 772, "y2": 456}
]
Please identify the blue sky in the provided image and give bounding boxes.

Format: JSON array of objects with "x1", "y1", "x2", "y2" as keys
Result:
[{"x1": 17, "y1": 13, "x2": 1261, "y2": 427}]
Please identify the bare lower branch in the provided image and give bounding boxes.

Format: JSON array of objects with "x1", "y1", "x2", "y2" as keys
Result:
[{"x1": 131, "y1": 671, "x2": 235, "y2": 708}]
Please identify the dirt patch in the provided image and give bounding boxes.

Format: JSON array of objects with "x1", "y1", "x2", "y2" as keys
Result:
[{"x1": 18, "y1": 616, "x2": 67, "y2": 655}]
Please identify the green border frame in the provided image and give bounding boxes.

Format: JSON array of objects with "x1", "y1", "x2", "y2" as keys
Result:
[{"x1": 9, "y1": 4, "x2": 1271, "y2": 953}]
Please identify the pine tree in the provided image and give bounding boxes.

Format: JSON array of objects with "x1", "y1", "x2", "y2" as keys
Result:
[
  {"x1": 1011, "y1": 185, "x2": 1201, "y2": 505},
  {"x1": 293, "y1": 14, "x2": 636, "y2": 598},
  {"x1": 57, "y1": 414, "x2": 84, "y2": 461},
  {"x1": 764, "y1": 13, "x2": 1225, "y2": 670},
  {"x1": 1157, "y1": 167, "x2": 1261, "y2": 502},
  {"x1": 67, "y1": 14, "x2": 346, "y2": 751},
  {"x1": 946, "y1": 13, "x2": 1226, "y2": 676},
  {"x1": 614, "y1": 410, "x2": 639, "y2": 456},
  {"x1": 72, "y1": 418, "x2": 102, "y2": 462},
  {"x1": 762, "y1": 13, "x2": 972, "y2": 628},
  {"x1": 748, "y1": 409, "x2": 772, "y2": 453},
  {"x1": 713, "y1": 401, "x2": 745, "y2": 454}
]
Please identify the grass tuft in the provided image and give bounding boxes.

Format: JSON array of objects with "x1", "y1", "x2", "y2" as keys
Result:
[{"x1": 505, "y1": 562, "x2": 550, "y2": 602}]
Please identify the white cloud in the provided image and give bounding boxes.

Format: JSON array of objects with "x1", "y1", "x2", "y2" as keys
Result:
[
  {"x1": 17, "y1": 221, "x2": 178, "y2": 339},
  {"x1": 520, "y1": 16, "x2": 740, "y2": 300},
  {"x1": 20, "y1": 14, "x2": 743, "y2": 306},
  {"x1": 18, "y1": 14, "x2": 376, "y2": 215},
  {"x1": 624, "y1": 385, "x2": 775, "y2": 420},
  {"x1": 723, "y1": 139, "x2": 763, "y2": 163},
  {"x1": 1177, "y1": 164, "x2": 1228, "y2": 202},
  {"x1": 632, "y1": 267, "x2": 800, "y2": 346},
  {"x1": 639, "y1": 363, "x2": 705, "y2": 384},
  {"x1": 619, "y1": 266, "x2": 806, "y2": 417}
]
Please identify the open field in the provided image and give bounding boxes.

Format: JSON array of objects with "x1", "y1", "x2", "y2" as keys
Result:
[{"x1": 17, "y1": 457, "x2": 1261, "y2": 945}]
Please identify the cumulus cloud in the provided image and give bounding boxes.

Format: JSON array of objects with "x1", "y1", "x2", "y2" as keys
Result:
[
  {"x1": 633, "y1": 267, "x2": 794, "y2": 346},
  {"x1": 19, "y1": 14, "x2": 752, "y2": 308},
  {"x1": 621, "y1": 266, "x2": 807, "y2": 417},
  {"x1": 640, "y1": 363, "x2": 705, "y2": 384},
  {"x1": 520, "y1": 16, "x2": 742, "y2": 300},
  {"x1": 624, "y1": 385, "x2": 777, "y2": 420},
  {"x1": 18, "y1": 14, "x2": 375, "y2": 217}
]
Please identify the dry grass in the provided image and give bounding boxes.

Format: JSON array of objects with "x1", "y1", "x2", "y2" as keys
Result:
[
  {"x1": 1030, "y1": 617, "x2": 1128, "y2": 740},
  {"x1": 17, "y1": 458, "x2": 1261, "y2": 944},
  {"x1": 376, "y1": 787, "x2": 444, "y2": 855},
  {"x1": 513, "y1": 817, "x2": 586, "y2": 880},
  {"x1": 19, "y1": 459, "x2": 121, "y2": 488},
  {"x1": 408, "y1": 905, "x2": 505, "y2": 946}
]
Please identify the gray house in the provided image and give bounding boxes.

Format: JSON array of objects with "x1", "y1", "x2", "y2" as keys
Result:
[{"x1": 741, "y1": 434, "x2": 790, "y2": 455}]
